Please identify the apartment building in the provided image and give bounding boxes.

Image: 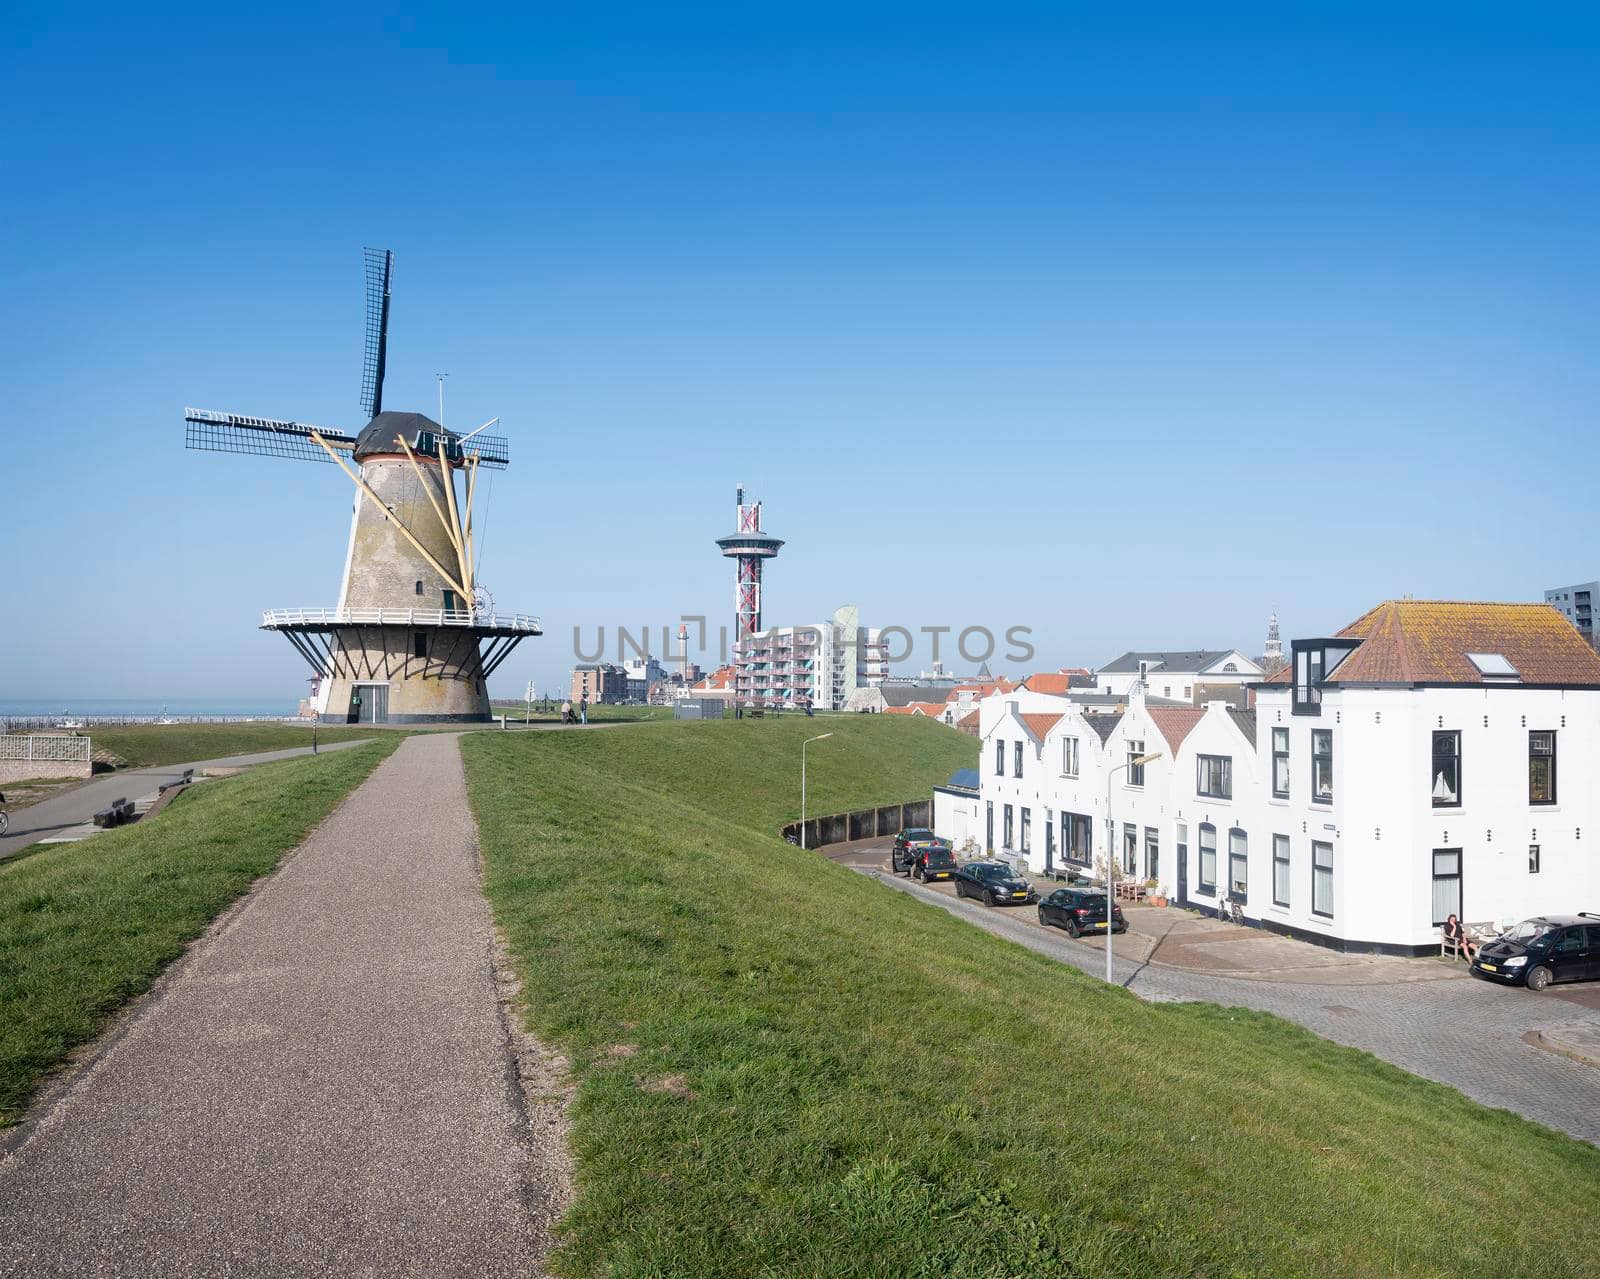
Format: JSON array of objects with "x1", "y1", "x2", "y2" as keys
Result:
[
  {"x1": 734, "y1": 604, "x2": 886, "y2": 710},
  {"x1": 570, "y1": 663, "x2": 628, "y2": 705},
  {"x1": 970, "y1": 600, "x2": 1600, "y2": 954},
  {"x1": 1544, "y1": 581, "x2": 1597, "y2": 646}
]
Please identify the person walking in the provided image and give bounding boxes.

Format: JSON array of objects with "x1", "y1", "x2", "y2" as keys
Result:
[
  {"x1": 579, "y1": 697, "x2": 588, "y2": 725},
  {"x1": 560, "y1": 699, "x2": 572, "y2": 725}
]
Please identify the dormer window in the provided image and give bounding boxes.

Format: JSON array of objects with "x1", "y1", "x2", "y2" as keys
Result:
[{"x1": 1291, "y1": 639, "x2": 1359, "y2": 716}]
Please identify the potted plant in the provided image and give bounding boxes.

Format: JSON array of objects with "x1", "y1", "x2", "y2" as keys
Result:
[{"x1": 1146, "y1": 878, "x2": 1167, "y2": 908}]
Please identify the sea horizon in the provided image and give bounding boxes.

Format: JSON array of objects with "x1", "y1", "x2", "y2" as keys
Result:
[{"x1": 0, "y1": 697, "x2": 299, "y2": 718}]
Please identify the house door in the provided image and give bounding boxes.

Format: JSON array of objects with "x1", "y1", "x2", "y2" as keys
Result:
[
  {"x1": 1044, "y1": 816, "x2": 1055, "y2": 874},
  {"x1": 985, "y1": 802, "x2": 993, "y2": 853},
  {"x1": 1175, "y1": 822, "x2": 1188, "y2": 905}
]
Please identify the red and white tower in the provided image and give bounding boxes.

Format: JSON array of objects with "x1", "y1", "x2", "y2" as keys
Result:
[{"x1": 715, "y1": 486, "x2": 784, "y2": 649}]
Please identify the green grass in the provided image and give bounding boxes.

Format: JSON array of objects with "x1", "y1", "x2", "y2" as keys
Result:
[
  {"x1": 83, "y1": 722, "x2": 387, "y2": 768},
  {"x1": 490, "y1": 702, "x2": 677, "y2": 723},
  {"x1": 463, "y1": 717, "x2": 1600, "y2": 1279},
  {"x1": 0, "y1": 738, "x2": 399, "y2": 1126}
]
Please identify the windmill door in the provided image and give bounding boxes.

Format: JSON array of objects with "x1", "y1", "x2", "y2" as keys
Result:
[{"x1": 349, "y1": 683, "x2": 390, "y2": 724}]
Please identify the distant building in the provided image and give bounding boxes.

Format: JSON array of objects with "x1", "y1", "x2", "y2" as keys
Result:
[
  {"x1": 1544, "y1": 581, "x2": 1597, "y2": 647},
  {"x1": 1096, "y1": 650, "x2": 1264, "y2": 702},
  {"x1": 1259, "y1": 610, "x2": 1287, "y2": 676},
  {"x1": 735, "y1": 604, "x2": 886, "y2": 710},
  {"x1": 623, "y1": 656, "x2": 668, "y2": 702},
  {"x1": 570, "y1": 663, "x2": 627, "y2": 705}
]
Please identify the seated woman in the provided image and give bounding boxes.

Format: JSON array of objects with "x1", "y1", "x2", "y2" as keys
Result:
[{"x1": 1442, "y1": 913, "x2": 1475, "y2": 961}]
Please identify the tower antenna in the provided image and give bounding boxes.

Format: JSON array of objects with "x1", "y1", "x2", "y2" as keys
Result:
[{"x1": 436, "y1": 373, "x2": 448, "y2": 428}]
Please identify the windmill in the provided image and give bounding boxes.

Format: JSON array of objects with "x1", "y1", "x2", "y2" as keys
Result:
[{"x1": 183, "y1": 248, "x2": 541, "y2": 724}]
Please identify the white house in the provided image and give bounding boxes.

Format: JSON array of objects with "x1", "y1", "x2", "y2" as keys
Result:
[
  {"x1": 977, "y1": 601, "x2": 1600, "y2": 955},
  {"x1": 1239, "y1": 599, "x2": 1600, "y2": 954},
  {"x1": 1096, "y1": 649, "x2": 1264, "y2": 701}
]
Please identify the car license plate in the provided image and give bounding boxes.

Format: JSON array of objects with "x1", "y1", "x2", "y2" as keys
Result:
[
  {"x1": 1480, "y1": 962, "x2": 1497, "y2": 972},
  {"x1": 934, "y1": 872, "x2": 949, "y2": 880},
  {"x1": 1012, "y1": 891, "x2": 1027, "y2": 898},
  {"x1": 1092, "y1": 922, "x2": 1107, "y2": 929}
]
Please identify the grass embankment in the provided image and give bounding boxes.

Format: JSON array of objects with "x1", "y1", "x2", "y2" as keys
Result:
[
  {"x1": 85, "y1": 722, "x2": 383, "y2": 768},
  {"x1": 490, "y1": 702, "x2": 677, "y2": 723},
  {"x1": 0, "y1": 738, "x2": 399, "y2": 1126},
  {"x1": 464, "y1": 717, "x2": 1600, "y2": 1279}
]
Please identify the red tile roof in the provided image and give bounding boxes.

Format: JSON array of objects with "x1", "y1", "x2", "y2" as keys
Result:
[
  {"x1": 1019, "y1": 711, "x2": 1064, "y2": 741},
  {"x1": 957, "y1": 709, "x2": 980, "y2": 728},
  {"x1": 1146, "y1": 707, "x2": 1205, "y2": 753},
  {"x1": 1258, "y1": 601, "x2": 1600, "y2": 687},
  {"x1": 1021, "y1": 673, "x2": 1072, "y2": 695}
]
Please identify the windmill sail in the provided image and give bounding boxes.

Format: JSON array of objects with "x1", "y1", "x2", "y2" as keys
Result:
[
  {"x1": 360, "y1": 247, "x2": 393, "y2": 418},
  {"x1": 184, "y1": 408, "x2": 356, "y2": 463}
]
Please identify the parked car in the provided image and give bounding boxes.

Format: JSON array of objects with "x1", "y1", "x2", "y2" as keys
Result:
[
  {"x1": 909, "y1": 846, "x2": 958, "y2": 883},
  {"x1": 953, "y1": 860, "x2": 1037, "y2": 906},
  {"x1": 1037, "y1": 886, "x2": 1127, "y2": 938},
  {"x1": 891, "y1": 828, "x2": 949, "y2": 874},
  {"x1": 1471, "y1": 914, "x2": 1600, "y2": 991}
]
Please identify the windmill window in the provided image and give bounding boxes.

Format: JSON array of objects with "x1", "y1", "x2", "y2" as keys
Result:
[{"x1": 415, "y1": 580, "x2": 424, "y2": 595}]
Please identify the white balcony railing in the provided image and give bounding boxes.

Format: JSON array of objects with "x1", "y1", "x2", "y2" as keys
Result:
[{"x1": 261, "y1": 607, "x2": 542, "y2": 633}]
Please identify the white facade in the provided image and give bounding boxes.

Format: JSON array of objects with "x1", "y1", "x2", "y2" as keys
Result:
[
  {"x1": 933, "y1": 784, "x2": 984, "y2": 853},
  {"x1": 1243, "y1": 681, "x2": 1600, "y2": 953},
  {"x1": 979, "y1": 672, "x2": 1600, "y2": 954},
  {"x1": 735, "y1": 604, "x2": 885, "y2": 710}
]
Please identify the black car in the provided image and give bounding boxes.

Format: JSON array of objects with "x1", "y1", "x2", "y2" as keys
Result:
[
  {"x1": 1471, "y1": 914, "x2": 1600, "y2": 991},
  {"x1": 891, "y1": 829, "x2": 950, "y2": 874},
  {"x1": 1037, "y1": 886, "x2": 1127, "y2": 938},
  {"x1": 953, "y1": 860, "x2": 1037, "y2": 906},
  {"x1": 909, "y1": 846, "x2": 958, "y2": 883}
]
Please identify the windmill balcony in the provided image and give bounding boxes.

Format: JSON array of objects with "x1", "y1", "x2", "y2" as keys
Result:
[{"x1": 261, "y1": 607, "x2": 541, "y2": 636}]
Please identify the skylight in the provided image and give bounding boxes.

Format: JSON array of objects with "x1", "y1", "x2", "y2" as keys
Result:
[{"x1": 1466, "y1": 653, "x2": 1520, "y2": 678}]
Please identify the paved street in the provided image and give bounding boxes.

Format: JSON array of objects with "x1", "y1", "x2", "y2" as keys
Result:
[
  {"x1": 835, "y1": 841, "x2": 1600, "y2": 1144},
  {"x1": 0, "y1": 739, "x2": 375, "y2": 860},
  {"x1": 0, "y1": 733, "x2": 565, "y2": 1277}
]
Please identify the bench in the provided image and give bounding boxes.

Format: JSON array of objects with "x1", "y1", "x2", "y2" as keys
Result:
[
  {"x1": 92, "y1": 798, "x2": 136, "y2": 828},
  {"x1": 1114, "y1": 880, "x2": 1147, "y2": 903},
  {"x1": 1441, "y1": 919, "x2": 1497, "y2": 960}
]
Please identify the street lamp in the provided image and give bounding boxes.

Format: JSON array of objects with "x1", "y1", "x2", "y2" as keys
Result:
[
  {"x1": 1104, "y1": 751, "x2": 1163, "y2": 982},
  {"x1": 800, "y1": 732, "x2": 833, "y2": 849}
]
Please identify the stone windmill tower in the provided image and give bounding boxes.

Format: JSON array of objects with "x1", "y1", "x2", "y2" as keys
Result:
[{"x1": 184, "y1": 249, "x2": 540, "y2": 723}]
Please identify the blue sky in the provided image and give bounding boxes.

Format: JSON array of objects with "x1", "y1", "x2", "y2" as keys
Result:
[{"x1": 4, "y1": 2, "x2": 1599, "y2": 701}]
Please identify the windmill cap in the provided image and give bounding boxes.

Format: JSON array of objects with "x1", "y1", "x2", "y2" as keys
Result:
[{"x1": 352, "y1": 411, "x2": 446, "y2": 460}]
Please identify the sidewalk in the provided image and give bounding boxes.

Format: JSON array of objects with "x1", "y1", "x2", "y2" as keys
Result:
[
  {"x1": 823, "y1": 838, "x2": 1462, "y2": 987},
  {"x1": 0, "y1": 732, "x2": 565, "y2": 1277}
]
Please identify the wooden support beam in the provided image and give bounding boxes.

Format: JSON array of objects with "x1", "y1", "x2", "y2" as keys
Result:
[
  {"x1": 462, "y1": 453, "x2": 480, "y2": 602},
  {"x1": 436, "y1": 438, "x2": 470, "y2": 607},
  {"x1": 311, "y1": 432, "x2": 470, "y2": 601}
]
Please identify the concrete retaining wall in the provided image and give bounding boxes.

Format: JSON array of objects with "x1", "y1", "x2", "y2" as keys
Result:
[{"x1": 781, "y1": 798, "x2": 933, "y2": 850}]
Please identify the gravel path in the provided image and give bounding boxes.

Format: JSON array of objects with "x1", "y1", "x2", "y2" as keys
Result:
[{"x1": 0, "y1": 732, "x2": 566, "y2": 1277}]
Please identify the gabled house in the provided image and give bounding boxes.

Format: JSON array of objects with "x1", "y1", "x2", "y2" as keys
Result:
[
  {"x1": 1096, "y1": 650, "x2": 1264, "y2": 701},
  {"x1": 1249, "y1": 599, "x2": 1600, "y2": 953}
]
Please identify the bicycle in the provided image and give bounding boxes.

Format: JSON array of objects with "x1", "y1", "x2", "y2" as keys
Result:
[
  {"x1": 0, "y1": 792, "x2": 8, "y2": 837},
  {"x1": 1218, "y1": 895, "x2": 1244, "y2": 926}
]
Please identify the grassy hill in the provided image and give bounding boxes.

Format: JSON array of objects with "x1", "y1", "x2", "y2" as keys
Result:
[
  {"x1": 82, "y1": 722, "x2": 385, "y2": 769},
  {"x1": 463, "y1": 717, "x2": 1600, "y2": 1278}
]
